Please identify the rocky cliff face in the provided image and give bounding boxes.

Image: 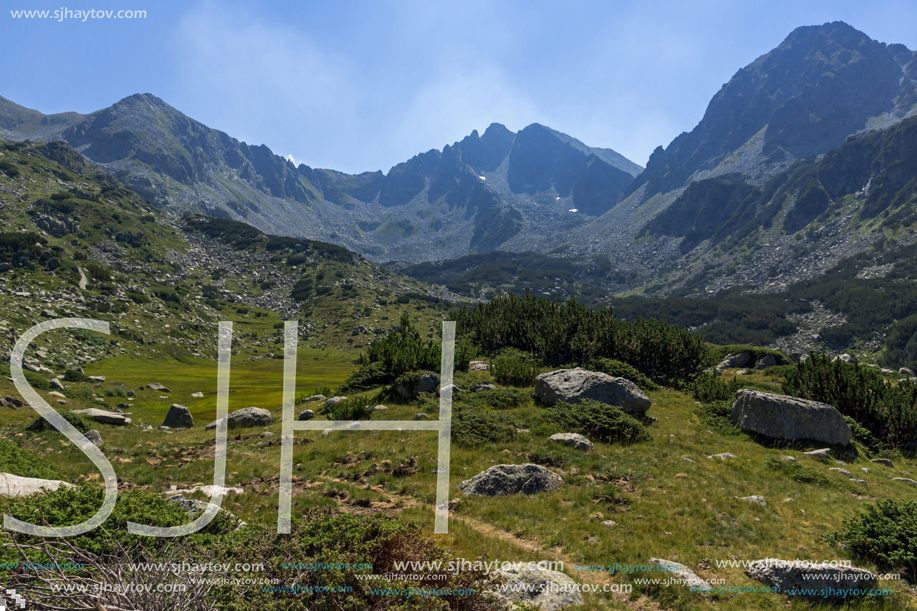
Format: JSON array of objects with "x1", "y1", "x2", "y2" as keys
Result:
[{"x1": 0, "y1": 96, "x2": 640, "y2": 262}]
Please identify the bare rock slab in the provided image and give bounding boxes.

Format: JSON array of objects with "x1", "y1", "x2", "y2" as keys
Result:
[
  {"x1": 746, "y1": 559, "x2": 876, "y2": 601},
  {"x1": 162, "y1": 404, "x2": 193, "y2": 429},
  {"x1": 0, "y1": 472, "x2": 73, "y2": 498},
  {"x1": 535, "y1": 368, "x2": 651, "y2": 413},
  {"x1": 72, "y1": 408, "x2": 131, "y2": 426},
  {"x1": 730, "y1": 389, "x2": 852, "y2": 445},
  {"x1": 459, "y1": 464, "x2": 563, "y2": 496},
  {"x1": 489, "y1": 566, "x2": 583, "y2": 610}
]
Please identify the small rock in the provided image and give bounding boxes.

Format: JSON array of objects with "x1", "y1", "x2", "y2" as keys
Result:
[
  {"x1": 549, "y1": 433, "x2": 594, "y2": 451},
  {"x1": 472, "y1": 383, "x2": 496, "y2": 392},
  {"x1": 373, "y1": 405, "x2": 387, "y2": 411},
  {"x1": 304, "y1": 394, "x2": 326, "y2": 402},
  {"x1": 893, "y1": 477, "x2": 917, "y2": 486},
  {"x1": 190, "y1": 392, "x2": 204, "y2": 398},
  {"x1": 708, "y1": 452, "x2": 736, "y2": 461},
  {"x1": 298, "y1": 409, "x2": 314, "y2": 421},
  {"x1": 783, "y1": 456, "x2": 797, "y2": 462},
  {"x1": 49, "y1": 378, "x2": 65, "y2": 391},
  {"x1": 324, "y1": 396, "x2": 348, "y2": 409},
  {"x1": 84, "y1": 430, "x2": 102, "y2": 446},
  {"x1": 413, "y1": 413, "x2": 429, "y2": 420},
  {"x1": 739, "y1": 495, "x2": 768, "y2": 508},
  {"x1": 803, "y1": 448, "x2": 831, "y2": 457},
  {"x1": 146, "y1": 383, "x2": 171, "y2": 392},
  {"x1": 829, "y1": 467, "x2": 854, "y2": 479},
  {"x1": 650, "y1": 558, "x2": 711, "y2": 593},
  {"x1": 870, "y1": 458, "x2": 893, "y2": 467}
]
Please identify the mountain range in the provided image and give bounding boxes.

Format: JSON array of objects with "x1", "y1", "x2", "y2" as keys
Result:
[{"x1": 3, "y1": 21, "x2": 917, "y2": 305}]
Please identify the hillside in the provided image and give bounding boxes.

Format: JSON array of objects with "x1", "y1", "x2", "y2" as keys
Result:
[{"x1": 0, "y1": 95, "x2": 641, "y2": 263}]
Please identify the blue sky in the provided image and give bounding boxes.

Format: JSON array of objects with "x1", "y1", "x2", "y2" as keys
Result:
[{"x1": 3, "y1": 0, "x2": 917, "y2": 174}]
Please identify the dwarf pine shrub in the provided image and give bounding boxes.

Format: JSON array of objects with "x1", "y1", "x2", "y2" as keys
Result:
[
  {"x1": 544, "y1": 399, "x2": 651, "y2": 445},
  {"x1": 783, "y1": 353, "x2": 917, "y2": 449},
  {"x1": 451, "y1": 292, "x2": 709, "y2": 383},
  {"x1": 823, "y1": 499, "x2": 917, "y2": 577}
]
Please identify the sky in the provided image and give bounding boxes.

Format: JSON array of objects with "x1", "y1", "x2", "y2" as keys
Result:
[{"x1": 3, "y1": 0, "x2": 917, "y2": 175}]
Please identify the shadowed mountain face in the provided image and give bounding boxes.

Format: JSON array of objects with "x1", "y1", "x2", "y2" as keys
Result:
[
  {"x1": 0, "y1": 95, "x2": 640, "y2": 262},
  {"x1": 626, "y1": 21, "x2": 917, "y2": 199}
]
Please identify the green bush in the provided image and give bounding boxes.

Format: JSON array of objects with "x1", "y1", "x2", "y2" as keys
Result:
[
  {"x1": 342, "y1": 313, "x2": 471, "y2": 392},
  {"x1": 465, "y1": 387, "x2": 532, "y2": 410},
  {"x1": 690, "y1": 372, "x2": 743, "y2": 403},
  {"x1": 126, "y1": 290, "x2": 150, "y2": 304},
  {"x1": 544, "y1": 400, "x2": 651, "y2": 445},
  {"x1": 491, "y1": 355, "x2": 539, "y2": 387},
  {"x1": 783, "y1": 353, "x2": 917, "y2": 449},
  {"x1": 823, "y1": 499, "x2": 917, "y2": 576},
  {"x1": 764, "y1": 457, "x2": 829, "y2": 485},
  {"x1": 105, "y1": 384, "x2": 127, "y2": 398},
  {"x1": 63, "y1": 368, "x2": 89, "y2": 382},
  {"x1": 695, "y1": 399, "x2": 742, "y2": 435},
  {"x1": 27, "y1": 411, "x2": 93, "y2": 434},
  {"x1": 0, "y1": 439, "x2": 61, "y2": 479},
  {"x1": 321, "y1": 395, "x2": 375, "y2": 421},
  {"x1": 84, "y1": 261, "x2": 112, "y2": 282},
  {"x1": 451, "y1": 411, "x2": 516, "y2": 447},
  {"x1": 451, "y1": 292, "x2": 709, "y2": 383},
  {"x1": 207, "y1": 511, "x2": 497, "y2": 611},
  {"x1": 0, "y1": 486, "x2": 232, "y2": 567},
  {"x1": 586, "y1": 357, "x2": 659, "y2": 391}
]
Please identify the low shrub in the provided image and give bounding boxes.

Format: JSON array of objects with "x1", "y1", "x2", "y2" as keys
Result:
[
  {"x1": 465, "y1": 387, "x2": 532, "y2": 410},
  {"x1": 105, "y1": 384, "x2": 127, "y2": 398},
  {"x1": 695, "y1": 399, "x2": 742, "y2": 435},
  {"x1": 586, "y1": 357, "x2": 660, "y2": 391},
  {"x1": 451, "y1": 411, "x2": 517, "y2": 447},
  {"x1": 823, "y1": 499, "x2": 917, "y2": 577},
  {"x1": 207, "y1": 510, "x2": 500, "y2": 611},
  {"x1": 63, "y1": 368, "x2": 89, "y2": 382},
  {"x1": 491, "y1": 355, "x2": 539, "y2": 387},
  {"x1": 0, "y1": 438, "x2": 61, "y2": 479},
  {"x1": 763, "y1": 457, "x2": 829, "y2": 485},
  {"x1": 690, "y1": 372, "x2": 743, "y2": 403},
  {"x1": 544, "y1": 400, "x2": 651, "y2": 445},
  {"x1": 321, "y1": 394, "x2": 375, "y2": 421}
]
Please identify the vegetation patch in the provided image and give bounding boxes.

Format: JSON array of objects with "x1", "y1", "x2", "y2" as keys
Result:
[{"x1": 544, "y1": 399, "x2": 652, "y2": 445}]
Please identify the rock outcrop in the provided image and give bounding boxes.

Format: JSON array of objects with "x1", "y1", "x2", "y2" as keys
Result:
[
  {"x1": 730, "y1": 389, "x2": 852, "y2": 445},
  {"x1": 534, "y1": 368, "x2": 651, "y2": 413},
  {"x1": 459, "y1": 464, "x2": 563, "y2": 496}
]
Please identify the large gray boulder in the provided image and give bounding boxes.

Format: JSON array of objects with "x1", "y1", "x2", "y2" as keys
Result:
[
  {"x1": 72, "y1": 408, "x2": 131, "y2": 426},
  {"x1": 396, "y1": 372, "x2": 439, "y2": 400},
  {"x1": 717, "y1": 352, "x2": 753, "y2": 369},
  {"x1": 0, "y1": 472, "x2": 73, "y2": 498},
  {"x1": 756, "y1": 354, "x2": 777, "y2": 369},
  {"x1": 730, "y1": 390, "x2": 852, "y2": 446},
  {"x1": 162, "y1": 404, "x2": 193, "y2": 429},
  {"x1": 489, "y1": 566, "x2": 583, "y2": 610},
  {"x1": 746, "y1": 559, "x2": 876, "y2": 601},
  {"x1": 205, "y1": 407, "x2": 271, "y2": 429},
  {"x1": 534, "y1": 368, "x2": 651, "y2": 413},
  {"x1": 459, "y1": 464, "x2": 563, "y2": 496}
]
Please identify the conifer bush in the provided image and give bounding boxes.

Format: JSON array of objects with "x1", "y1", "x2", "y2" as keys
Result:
[{"x1": 782, "y1": 353, "x2": 917, "y2": 449}]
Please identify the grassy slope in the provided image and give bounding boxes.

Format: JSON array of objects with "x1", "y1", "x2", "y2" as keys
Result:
[
  {"x1": 2, "y1": 364, "x2": 916, "y2": 609},
  {"x1": 2, "y1": 140, "x2": 916, "y2": 609}
]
